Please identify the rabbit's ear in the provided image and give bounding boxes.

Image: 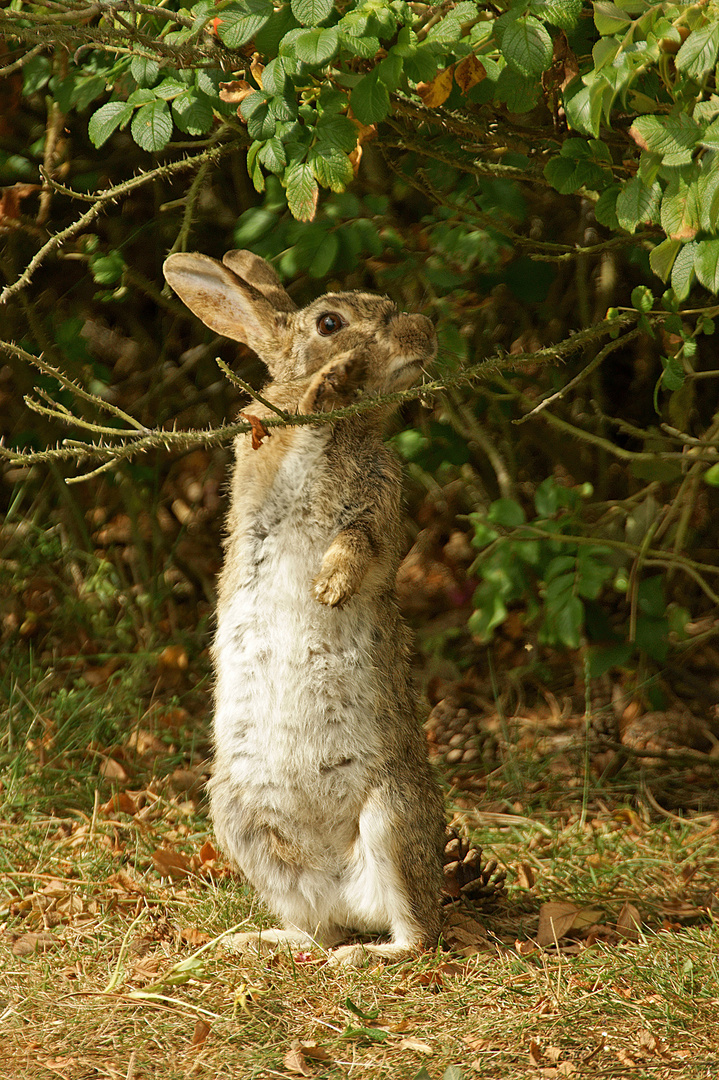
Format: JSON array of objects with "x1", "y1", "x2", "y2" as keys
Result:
[
  {"x1": 222, "y1": 250, "x2": 297, "y2": 312},
  {"x1": 163, "y1": 252, "x2": 287, "y2": 350}
]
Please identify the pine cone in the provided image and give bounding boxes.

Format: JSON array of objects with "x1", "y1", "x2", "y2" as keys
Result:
[
  {"x1": 425, "y1": 695, "x2": 500, "y2": 774},
  {"x1": 441, "y1": 825, "x2": 506, "y2": 909}
]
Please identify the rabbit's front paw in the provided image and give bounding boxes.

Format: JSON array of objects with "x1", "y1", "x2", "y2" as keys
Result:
[
  {"x1": 313, "y1": 352, "x2": 367, "y2": 409},
  {"x1": 313, "y1": 565, "x2": 355, "y2": 607}
]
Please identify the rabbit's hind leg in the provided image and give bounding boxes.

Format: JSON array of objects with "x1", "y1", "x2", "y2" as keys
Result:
[{"x1": 328, "y1": 786, "x2": 443, "y2": 967}]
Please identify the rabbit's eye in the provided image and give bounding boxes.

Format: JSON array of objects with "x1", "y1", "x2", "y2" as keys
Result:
[{"x1": 317, "y1": 312, "x2": 344, "y2": 336}]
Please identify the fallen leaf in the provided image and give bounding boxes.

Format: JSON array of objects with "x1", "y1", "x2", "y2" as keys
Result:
[
  {"x1": 529, "y1": 1040, "x2": 543, "y2": 1066},
  {"x1": 192, "y1": 1020, "x2": 211, "y2": 1048},
  {"x1": 100, "y1": 792, "x2": 138, "y2": 816},
  {"x1": 152, "y1": 847, "x2": 192, "y2": 879},
  {"x1": 454, "y1": 54, "x2": 486, "y2": 94},
  {"x1": 12, "y1": 932, "x2": 59, "y2": 956},
  {"x1": 516, "y1": 938, "x2": 537, "y2": 957},
  {"x1": 283, "y1": 1047, "x2": 313, "y2": 1076},
  {"x1": 199, "y1": 840, "x2": 218, "y2": 863},
  {"x1": 558, "y1": 1064, "x2": 576, "y2": 1076},
  {"x1": 240, "y1": 412, "x2": 271, "y2": 450},
  {"x1": 296, "y1": 1042, "x2": 331, "y2": 1062},
  {"x1": 181, "y1": 927, "x2": 211, "y2": 946},
  {"x1": 616, "y1": 901, "x2": 642, "y2": 941},
  {"x1": 417, "y1": 65, "x2": 455, "y2": 108},
  {"x1": 100, "y1": 757, "x2": 129, "y2": 782},
  {"x1": 536, "y1": 902, "x2": 581, "y2": 947},
  {"x1": 399, "y1": 1038, "x2": 433, "y2": 1054}
]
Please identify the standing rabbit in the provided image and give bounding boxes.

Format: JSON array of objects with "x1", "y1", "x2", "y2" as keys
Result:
[{"x1": 164, "y1": 249, "x2": 445, "y2": 965}]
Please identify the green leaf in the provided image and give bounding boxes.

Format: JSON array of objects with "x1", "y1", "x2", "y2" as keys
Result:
[
  {"x1": 258, "y1": 136, "x2": 287, "y2": 172},
  {"x1": 488, "y1": 498, "x2": 525, "y2": 528},
  {"x1": 285, "y1": 161, "x2": 319, "y2": 220},
  {"x1": 404, "y1": 46, "x2": 439, "y2": 83},
  {"x1": 130, "y1": 56, "x2": 160, "y2": 88},
  {"x1": 218, "y1": 1, "x2": 273, "y2": 48},
  {"x1": 154, "y1": 77, "x2": 188, "y2": 100},
  {"x1": 295, "y1": 26, "x2": 339, "y2": 64},
  {"x1": 23, "y1": 55, "x2": 52, "y2": 95},
  {"x1": 697, "y1": 159, "x2": 719, "y2": 231},
  {"x1": 377, "y1": 51, "x2": 403, "y2": 91},
  {"x1": 349, "y1": 71, "x2": 390, "y2": 124},
  {"x1": 661, "y1": 354, "x2": 685, "y2": 392},
  {"x1": 649, "y1": 238, "x2": 681, "y2": 283},
  {"x1": 89, "y1": 250, "x2": 126, "y2": 285},
  {"x1": 660, "y1": 178, "x2": 699, "y2": 241},
  {"x1": 694, "y1": 240, "x2": 719, "y2": 294},
  {"x1": 703, "y1": 462, "x2": 719, "y2": 487},
  {"x1": 131, "y1": 99, "x2": 173, "y2": 152},
  {"x1": 309, "y1": 146, "x2": 354, "y2": 192},
  {"x1": 255, "y1": 4, "x2": 300, "y2": 53},
  {"x1": 563, "y1": 76, "x2": 606, "y2": 138},
  {"x1": 593, "y1": 2, "x2": 632, "y2": 36},
  {"x1": 670, "y1": 241, "x2": 697, "y2": 301},
  {"x1": 675, "y1": 21, "x2": 719, "y2": 81},
  {"x1": 496, "y1": 67, "x2": 539, "y2": 113},
  {"x1": 550, "y1": 594, "x2": 584, "y2": 649},
  {"x1": 594, "y1": 185, "x2": 620, "y2": 229},
  {"x1": 530, "y1": 0, "x2": 582, "y2": 29},
  {"x1": 630, "y1": 113, "x2": 701, "y2": 167},
  {"x1": 291, "y1": 0, "x2": 333, "y2": 26},
  {"x1": 172, "y1": 90, "x2": 214, "y2": 134},
  {"x1": 501, "y1": 15, "x2": 553, "y2": 76},
  {"x1": 443, "y1": 1067, "x2": 464, "y2": 1080},
  {"x1": 543, "y1": 155, "x2": 606, "y2": 194},
  {"x1": 615, "y1": 177, "x2": 661, "y2": 234},
  {"x1": 316, "y1": 112, "x2": 357, "y2": 152},
  {"x1": 339, "y1": 31, "x2": 381, "y2": 58},
  {"x1": 128, "y1": 88, "x2": 156, "y2": 105},
  {"x1": 88, "y1": 101, "x2": 134, "y2": 148},
  {"x1": 631, "y1": 285, "x2": 653, "y2": 313}
]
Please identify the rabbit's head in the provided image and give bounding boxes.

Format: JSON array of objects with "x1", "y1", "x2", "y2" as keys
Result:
[{"x1": 164, "y1": 250, "x2": 436, "y2": 390}]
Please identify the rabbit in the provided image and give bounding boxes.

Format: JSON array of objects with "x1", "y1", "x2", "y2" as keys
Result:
[{"x1": 163, "y1": 248, "x2": 446, "y2": 965}]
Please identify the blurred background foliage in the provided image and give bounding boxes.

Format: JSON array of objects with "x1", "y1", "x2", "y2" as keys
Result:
[{"x1": 2, "y1": 0, "x2": 719, "y2": 802}]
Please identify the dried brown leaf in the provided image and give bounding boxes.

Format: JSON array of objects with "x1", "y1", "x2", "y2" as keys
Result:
[
  {"x1": 12, "y1": 932, "x2": 59, "y2": 956},
  {"x1": 219, "y1": 79, "x2": 254, "y2": 105},
  {"x1": 192, "y1": 1019, "x2": 211, "y2": 1047},
  {"x1": 536, "y1": 902, "x2": 580, "y2": 947},
  {"x1": 516, "y1": 862, "x2": 535, "y2": 889},
  {"x1": 284, "y1": 1046, "x2": 313, "y2": 1076},
  {"x1": 240, "y1": 412, "x2": 271, "y2": 450},
  {"x1": 399, "y1": 1038, "x2": 433, "y2": 1054},
  {"x1": 416, "y1": 65, "x2": 455, "y2": 107},
  {"x1": 616, "y1": 901, "x2": 642, "y2": 941},
  {"x1": 152, "y1": 847, "x2": 192, "y2": 879},
  {"x1": 454, "y1": 54, "x2": 486, "y2": 94}
]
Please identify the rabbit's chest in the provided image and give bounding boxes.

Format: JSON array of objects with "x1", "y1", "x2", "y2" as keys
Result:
[{"x1": 213, "y1": 430, "x2": 382, "y2": 787}]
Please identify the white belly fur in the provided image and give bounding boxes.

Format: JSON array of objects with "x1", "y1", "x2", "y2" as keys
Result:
[{"x1": 211, "y1": 430, "x2": 384, "y2": 909}]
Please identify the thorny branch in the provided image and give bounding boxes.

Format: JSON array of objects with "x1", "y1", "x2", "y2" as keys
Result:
[
  {"x1": 0, "y1": 315, "x2": 641, "y2": 481},
  {"x1": 0, "y1": 134, "x2": 245, "y2": 304}
]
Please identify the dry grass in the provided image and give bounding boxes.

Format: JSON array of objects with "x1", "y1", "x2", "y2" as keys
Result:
[{"x1": 2, "y1": 736, "x2": 719, "y2": 1080}]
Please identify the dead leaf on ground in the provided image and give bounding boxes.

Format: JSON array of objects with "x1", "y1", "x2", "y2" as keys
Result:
[
  {"x1": 152, "y1": 847, "x2": 192, "y2": 879},
  {"x1": 192, "y1": 1019, "x2": 211, "y2": 1048},
  {"x1": 100, "y1": 792, "x2": 138, "y2": 816},
  {"x1": 12, "y1": 932, "x2": 60, "y2": 956},
  {"x1": 180, "y1": 927, "x2": 211, "y2": 947},
  {"x1": 399, "y1": 1038, "x2": 433, "y2": 1054},
  {"x1": 443, "y1": 910, "x2": 490, "y2": 955},
  {"x1": 283, "y1": 1040, "x2": 331, "y2": 1076},
  {"x1": 100, "y1": 756, "x2": 129, "y2": 782},
  {"x1": 536, "y1": 901, "x2": 587, "y2": 946},
  {"x1": 240, "y1": 412, "x2": 271, "y2": 450},
  {"x1": 417, "y1": 65, "x2": 455, "y2": 107},
  {"x1": 616, "y1": 901, "x2": 642, "y2": 941}
]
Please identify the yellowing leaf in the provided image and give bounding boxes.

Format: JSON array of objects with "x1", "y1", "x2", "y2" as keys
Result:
[
  {"x1": 455, "y1": 54, "x2": 486, "y2": 94},
  {"x1": 417, "y1": 65, "x2": 455, "y2": 108}
]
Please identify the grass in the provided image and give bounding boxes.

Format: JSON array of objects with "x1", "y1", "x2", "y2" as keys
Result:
[{"x1": 2, "y1": 529, "x2": 719, "y2": 1080}]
